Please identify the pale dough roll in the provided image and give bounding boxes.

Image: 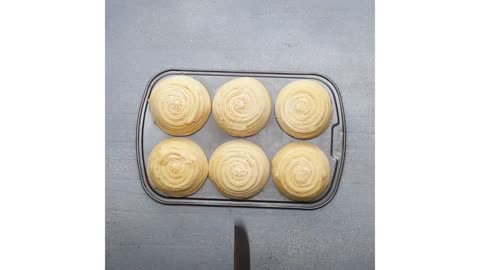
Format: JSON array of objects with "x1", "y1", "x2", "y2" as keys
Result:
[
  {"x1": 147, "y1": 138, "x2": 208, "y2": 197},
  {"x1": 275, "y1": 80, "x2": 333, "y2": 139},
  {"x1": 209, "y1": 140, "x2": 270, "y2": 199},
  {"x1": 272, "y1": 142, "x2": 330, "y2": 202},
  {"x1": 149, "y1": 75, "x2": 211, "y2": 136},
  {"x1": 213, "y1": 77, "x2": 271, "y2": 137}
]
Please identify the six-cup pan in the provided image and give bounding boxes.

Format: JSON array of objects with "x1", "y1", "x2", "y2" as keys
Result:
[{"x1": 136, "y1": 69, "x2": 346, "y2": 210}]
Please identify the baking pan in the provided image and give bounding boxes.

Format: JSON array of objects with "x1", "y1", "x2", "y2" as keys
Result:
[{"x1": 136, "y1": 69, "x2": 346, "y2": 209}]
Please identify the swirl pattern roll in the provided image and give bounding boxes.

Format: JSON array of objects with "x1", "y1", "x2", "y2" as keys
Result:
[
  {"x1": 213, "y1": 77, "x2": 271, "y2": 137},
  {"x1": 147, "y1": 138, "x2": 208, "y2": 197},
  {"x1": 149, "y1": 75, "x2": 211, "y2": 136},
  {"x1": 275, "y1": 80, "x2": 333, "y2": 139},
  {"x1": 272, "y1": 142, "x2": 330, "y2": 201},
  {"x1": 209, "y1": 140, "x2": 270, "y2": 199}
]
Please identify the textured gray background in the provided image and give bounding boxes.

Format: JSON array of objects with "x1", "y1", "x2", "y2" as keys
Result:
[{"x1": 106, "y1": 0, "x2": 374, "y2": 269}]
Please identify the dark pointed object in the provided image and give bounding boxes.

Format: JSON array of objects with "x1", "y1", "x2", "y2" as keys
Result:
[{"x1": 234, "y1": 222, "x2": 250, "y2": 270}]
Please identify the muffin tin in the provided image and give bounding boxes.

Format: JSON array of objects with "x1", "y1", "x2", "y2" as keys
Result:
[{"x1": 136, "y1": 69, "x2": 346, "y2": 209}]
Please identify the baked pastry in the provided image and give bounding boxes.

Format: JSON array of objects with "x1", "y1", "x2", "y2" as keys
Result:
[
  {"x1": 147, "y1": 138, "x2": 208, "y2": 197},
  {"x1": 148, "y1": 75, "x2": 211, "y2": 136},
  {"x1": 209, "y1": 140, "x2": 269, "y2": 199},
  {"x1": 212, "y1": 77, "x2": 271, "y2": 137},
  {"x1": 272, "y1": 142, "x2": 330, "y2": 201},
  {"x1": 275, "y1": 80, "x2": 333, "y2": 139}
]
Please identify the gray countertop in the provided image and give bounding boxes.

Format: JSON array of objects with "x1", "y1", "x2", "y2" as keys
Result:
[{"x1": 106, "y1": 0, "x2": 374, "y2": 269}]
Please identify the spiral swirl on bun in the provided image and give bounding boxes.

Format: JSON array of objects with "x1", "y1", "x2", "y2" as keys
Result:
[
  {"x1": 209, "y1": 140, "x2": 269, "y2": 199},
  {"x1": 272, "y1": 142, "x2": 330, "y2": 202},
  {"x1": 213, "y1": 77, "x2": 271, "y2": 137},
  {"x1": 147, "y1": 138, "x2": 208, "y2": 197},
  {"x1": 149, "y1": 75, "x2": 211, "y2": 136},
  {"x1": 275, "y1": 80, "x2": 332, "y2": 139}
]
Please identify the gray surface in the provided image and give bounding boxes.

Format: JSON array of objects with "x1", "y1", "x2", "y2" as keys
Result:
[{"x1": 106, "y1": 0, "x2": 374, "y2": 269}]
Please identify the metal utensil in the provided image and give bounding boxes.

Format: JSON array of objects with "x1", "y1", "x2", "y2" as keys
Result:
[{"x1": 234, "y1": 222, "x2": 250, "y2": 270}]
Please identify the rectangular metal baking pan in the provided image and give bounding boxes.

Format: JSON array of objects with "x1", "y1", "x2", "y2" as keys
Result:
[{"x1": 136, "y1": 69, "x2": 346, "y2": 209}]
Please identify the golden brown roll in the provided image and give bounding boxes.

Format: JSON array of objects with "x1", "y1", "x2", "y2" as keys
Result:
[
  {"x1": 275, "y1": 80, "x2": 333, "y2": 139},
  {"x1": 209, "y1": 140, "x2": 269, "y2": 199},
  {"x1": 272, "y1": 142, "x2": 330, "y2": 202},
  {"x1": 147, "y1": 138, "x2": 208, "y2": 197},
  {"x1": 148, "y1": 75, "x2": 211, "y2": 136},
  {"x1": 212, "y1": 77, "x2": 271, "y2": 137}
]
